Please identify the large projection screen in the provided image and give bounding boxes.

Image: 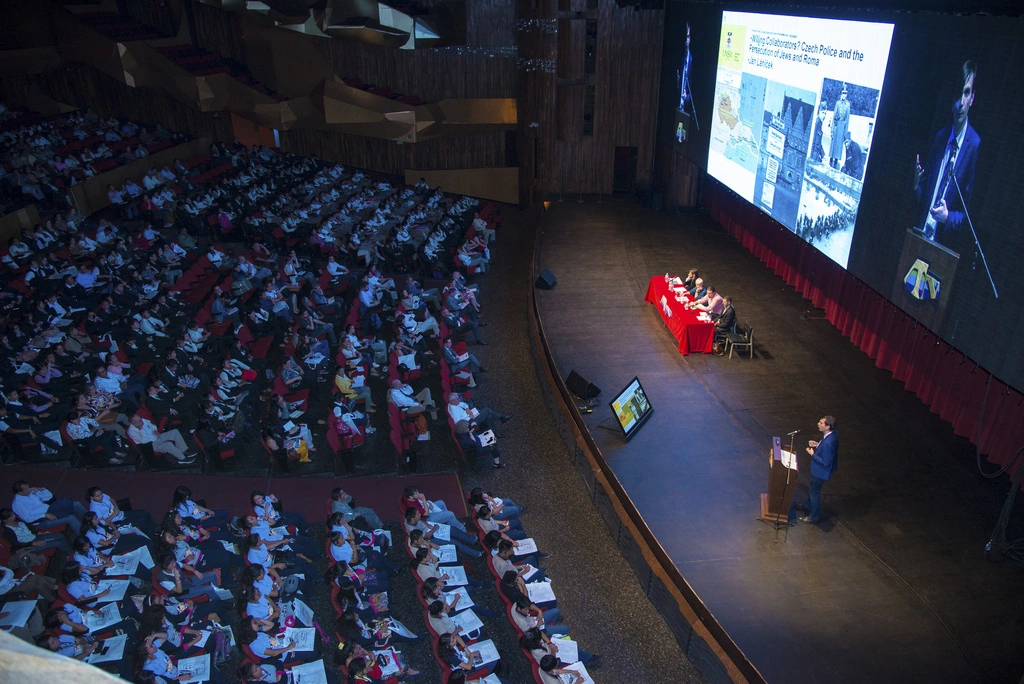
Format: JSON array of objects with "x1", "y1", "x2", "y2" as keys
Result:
[{"x1": 707, "y1": 12, "x2": 894, "y2": 268}]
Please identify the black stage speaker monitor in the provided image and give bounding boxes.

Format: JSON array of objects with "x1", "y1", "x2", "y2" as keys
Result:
[
  {"x1": 566, "y1": 369, "x2": 601, "y2": 400},
  {"x1": 535, "y1": 269, "x2": 557, "y2": 290}
]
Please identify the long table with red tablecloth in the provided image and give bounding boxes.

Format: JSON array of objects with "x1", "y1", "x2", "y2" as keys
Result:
[{"x1": 644, "y1": 276, "x2": 715, "y2": 355}]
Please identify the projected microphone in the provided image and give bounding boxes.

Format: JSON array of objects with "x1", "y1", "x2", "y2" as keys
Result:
[{"x1": 786, "y1": 429, "x2": 801, "y2": 436}]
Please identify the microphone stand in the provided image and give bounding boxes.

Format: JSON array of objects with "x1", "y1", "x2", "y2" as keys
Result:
[
  {"x1": 772, "y1": 431, "x2": 799, "y2": 543},
  {"x1": 684, "y1": 67, "x2": 700, "y2": 131},
  {"x1": 950, "y1": 172, "x2": 998, "y2": 299}
]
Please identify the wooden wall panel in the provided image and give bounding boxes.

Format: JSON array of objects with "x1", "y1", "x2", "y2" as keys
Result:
[
  {"x1": 277, "y1": 128, "x2": 507, "y2": 177},
  {"x1": 191, "y1": 1, "x2": 247, "y2": 63},
  {"x1": 519, "y1": 0, "x2": 665, "y2": 197},
  {"x1": 0, "y1": 65, "x2": 235, "y2": 143}
]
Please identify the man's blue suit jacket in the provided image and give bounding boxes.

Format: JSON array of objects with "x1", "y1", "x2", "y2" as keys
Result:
[
  {"x1": 810, "y1": 431, "x2": 839, "y2": 481},
  {"x1": 915, "y1": 122, "x2": 980, "y2": 253}
]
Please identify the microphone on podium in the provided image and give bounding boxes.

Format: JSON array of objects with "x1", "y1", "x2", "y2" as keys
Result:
[{"x1": 786, "y1": 429, "x2": 801, "y2": 436}]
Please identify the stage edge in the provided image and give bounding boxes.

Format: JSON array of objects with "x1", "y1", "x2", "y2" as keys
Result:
[{"x1": 527, "y1": 211, "x2": 764, "y2": 684}]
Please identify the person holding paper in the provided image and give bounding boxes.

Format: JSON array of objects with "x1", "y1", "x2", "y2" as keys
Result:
[
  {"x1": 442, "y1": 337, "x2": 484, "y2": 376},
  {"x1": 455, "y1": 420, "x2": 505, "y2": 469},
  {"x1": 438, "y1": 631, "x2": 495, "y2": 677},
  {"x1": 492, "y1": 540, "x2": 546, "y2": 584},
  {"x1": 521, "y1": 627, "x2": 597, "y2": 669},
  {"x1": 422, "y1": 577, "x2": 499, "y2": 621},
  {"x1": 71, "y1": 535, "x2": 115, "y2": 578},
  {"x1": 500, "y1": 571, "x2": 560, "y2": 626},
  {"x1": 402, "y1": 487, "x2": 470, "y2": 533},
  {"x1": 539, "y1": 654, "x2": 585, "y2": 684},
  {"x1": 335, "y1": 367, "x2": 375, "y2": 411},
  {"x1": 156, "y1": 553, "x2": 225, "y2": 602},
  {"x1": 475, "y1": 505, "x2": 527, "y2": 541},
  {"x1": 403, "y1": 507, "x2": 482, "y2": 560},
  {"x1": 82, "y1": 511, "x2": 149, "y2": 555},
  {"x1": 446, "y1": 393, "x2": 511, "y2": 434},
  {"x1": 511, "y1": 598, "x2": 566, "y2": 638},
  {"x1": 467, "y1": 489, "x2": 526, "y2": 521}
]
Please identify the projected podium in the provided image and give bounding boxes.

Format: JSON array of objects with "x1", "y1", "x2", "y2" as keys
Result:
[{"x1": 760, "y1": 436, "x2": 799, "y2": 525}]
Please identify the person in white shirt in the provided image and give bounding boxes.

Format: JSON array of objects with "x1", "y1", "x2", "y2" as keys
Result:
[
  {"x1": 389, "y1": 380, "x2": 438, "y2": 421},
  {"x1": 10, "y1": 481, "x2": 86, "y2": 534},
  {"x1": 446, "y1": 393, "x2": 510, "y2": 433},
  {"x1": 127, "y1": 414, "x2": 195, "y2": 463}
]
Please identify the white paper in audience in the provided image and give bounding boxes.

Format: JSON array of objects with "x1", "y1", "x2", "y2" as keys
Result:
[
  {"x1": 468, "y1": 407, "x2": 480, "y2": 419},
  {"x1": 117, "y1": 524, "x2": 149, "y2": 539},
  {"x1": 285, "y1": 627, "x2": 317, "y2": 652},
  {"x1": 478, "y1": 430, "x2": 496, "y2": 447},
  {"x1": 442, "y1": 565, "x2": 468, "y2": 586},
  {"x1": 292, "y1": 598, "x2": 314, "y2": 627},
  {"x1": 375, "y1": 648, "x2": 401, "y2": 677},
  {"x1": 480, "y1": 676, "x2": 503, "y2": 684},
  {"x1": 432, "y1": 523, "x2": 451, "y2": 541},
  {"x1": 436, "y1": 544, "x2": 458, "y2": 564},
  {"x1": 0, "y1": 600, "x2": 35, "y2": 628},
  {"x1": 443, "y1": 586, "x2": 474, "y2": 609},
  {"x1": 194, "y1": 630, "x2": 212, "y2": 648},
  {"x1": 521, "y1": 564, "x2": 539, "y2": 581},
  {"x1": 177, "y1": 653, "x2": 211, "y2": 683},
  {"x1": 43, "y1": 430, "x2": 63, "y2": 446},
  {"x1": 352, "y1": 374, "x2": 366, "y2": 388},
  {"x1": 84, "y1": 603, "x2": 121, "y2": 632},
  {"x1": 289, "y1": 659, "x2": 328, "y2": 684},
  {"x1": 212, "y1": 586, "x2": 234, "y2": 600},
  {"x1": 373, "y1": 529, "x2": 393, "y2": 545},
  {"x1": 457, "y1": 353, "x2": 469, "y2": 362},
  {"x1": 526, "y1": 580, "x2": 556, "y2": 604},
  {"x1": 515, "y1": 538, "x2": 538, "y2": 555},
  {"x1": 552, "y1": 637, "x2": 579, "y2": 664},
  {"x1": 471, "y1": 639, "x2": 500, "y2": 665},
  {"x1": 219, "y1": 540, "x2": 239, "y2": 555},
  {"x1": 86, "y1": 633, "x2": 127, "y2": 664},
  {"x1": 109, "y1": 553, "x2": 139, "y2": 576},
  {"x1": 95, "y1": 579, "x2": 130, "y2": 603},
  {"x1": 271, "y1": 526, "x2": 289, "y2": 536},
  {"x1": 135, "y1": 545, "x2": 155, "y2": 569},
  {"x1": 398, "y1": 353, "x2": 417, "y2": 370},
  {"x1": 451, "y1": 609, "x2": 484, "y2": 637},
  {"x1": 561, "y1": 662, "x2": 595, "y2": 684},
  {"x1": 223, "y1": 625, "x2": 236, "y2": 646}
]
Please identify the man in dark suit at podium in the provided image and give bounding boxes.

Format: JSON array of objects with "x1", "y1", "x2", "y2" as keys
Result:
[
  {"x1": 796, "y1": 415, "x2": 838, "y2": 524},
  {"x1": 913, "y1": 60, "x2": 980, "y2": 253}
]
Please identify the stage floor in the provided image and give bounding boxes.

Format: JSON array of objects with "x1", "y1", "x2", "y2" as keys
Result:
[{"x1": 535, "y1": 200, "x2": 1024, "y2": 684}]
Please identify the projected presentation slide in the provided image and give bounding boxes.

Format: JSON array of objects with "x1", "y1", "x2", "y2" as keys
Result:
[{"x1": 708, "y1": 11, "x2": 894, "y2": 268}]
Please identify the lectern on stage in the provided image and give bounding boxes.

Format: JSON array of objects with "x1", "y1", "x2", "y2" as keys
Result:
[{"x1": 760, "y1": 436, "x2": 799, "y2": 528}]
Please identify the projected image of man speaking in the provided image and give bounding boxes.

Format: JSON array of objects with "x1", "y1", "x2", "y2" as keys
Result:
[{"x1": 912, "y1": 60, "x2": 980, "y2": 253}]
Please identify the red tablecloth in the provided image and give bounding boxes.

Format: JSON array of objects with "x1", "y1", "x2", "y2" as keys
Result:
[{"x1": 644, "y1": 276, "x2": 715, "y2": 355}]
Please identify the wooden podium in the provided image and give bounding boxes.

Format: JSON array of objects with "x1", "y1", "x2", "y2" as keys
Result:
[{"x1": 760, "y1": 436, "x2": 799, "y2": 525}]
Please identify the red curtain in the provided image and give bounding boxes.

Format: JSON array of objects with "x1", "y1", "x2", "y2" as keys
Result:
[{"x1": 705, "y1": 179, "x2": 1024, "y2": 485}]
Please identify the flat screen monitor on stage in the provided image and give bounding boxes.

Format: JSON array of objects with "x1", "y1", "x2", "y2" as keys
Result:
[
  {"x1": 707, "y1": 11, "x2": 894, "y2": 268},
  {"x1": 609, "y1": 377, "x2": 653, "y2": 441}
]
